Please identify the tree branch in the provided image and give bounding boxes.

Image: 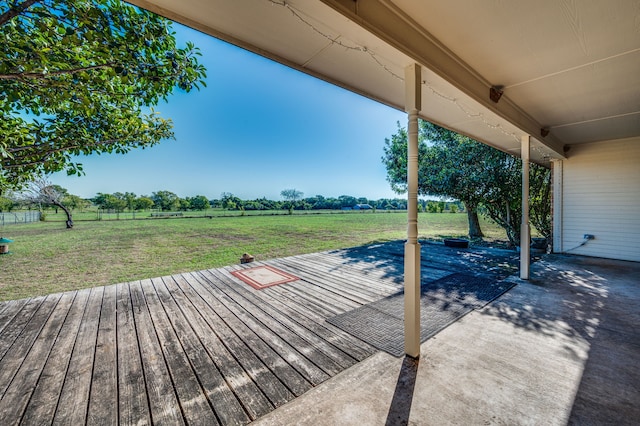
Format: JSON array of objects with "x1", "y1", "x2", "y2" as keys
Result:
[
  {"x1": 5, "y1": 137, "x2": 134, "y2": 157},
  {"x1": 0, "y1": 0, "x2": 40, "y2": 26},
  {"x1": 0, "y1": 63, "x2": 115, "y2": 81}
]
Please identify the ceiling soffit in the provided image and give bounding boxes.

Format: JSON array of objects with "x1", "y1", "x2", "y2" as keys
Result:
[{"x1": 368, "y1": 0, "x2": 640, "y2": 145}]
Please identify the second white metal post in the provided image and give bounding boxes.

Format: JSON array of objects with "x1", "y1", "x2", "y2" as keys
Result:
[
  {"x1": 404, "y1": 63, "x2": 422, "y2": 358},
  {"x1": 520, "y1": 135, "x2": 531, "y2": 279}
]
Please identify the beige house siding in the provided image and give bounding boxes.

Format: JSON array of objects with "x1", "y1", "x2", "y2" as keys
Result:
[{"x1": 561, "y1": 137, "x2": 640, "y2": 262}]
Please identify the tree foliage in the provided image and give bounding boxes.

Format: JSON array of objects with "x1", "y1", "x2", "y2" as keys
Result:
[
  {"x1": 280, "y1": 189, "x2": 304, "y2": 202},
  {"x1": 382, "y1": 120, "x2": 552, "y2": 245},
  {"x1": 0, "y1": 194, "x2": 14, "y2": 211},
  {"x1": 93, "y1": 192, "x2": 126, "y2": 212},
  {"x1": 187, "y1": 195, "x2": 210, "y2": 211},
  {"x1": 151, "y1": 190, "x2": 179, "y2": 211},
  {"x1": 220, "y1": 192, "x2": 242, "y2": 210},
  {"x1": 134, "y1": 196, "x2": 154, "y2": 211},
  {"x1": 0, "y1": 0, "x2": 206, "y2": 189},
  {"x1": 382, "y1": 121, "x2": 488, "y2": 238}
]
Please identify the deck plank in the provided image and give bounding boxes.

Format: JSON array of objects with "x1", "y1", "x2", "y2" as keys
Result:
[
  {"x1": 0, "y1": 291, "x2": 77, "y2": 422},
  {"x1": 163, "y1": 275, "x2": 273, "y2": 421},
  {"x1": 266, "y1": 281, "x2": 346, "y2": 316},
  {"x1": 172, "y1": 273, "x2": 295, "y2": 408},
  {"x1": 115, "y1": 282, "x2": 151, "y2": 426},
  {"x1": 201, "y1": 269, "x2": 336, "y2": 382},
  {"x1": 21, "y1": 289, "x2": 91, "y2": 425},
  {"x1": 273, "y1": 257, "x2": 393, "y2": 303},
  {"x1": 0, "y1": 296, "x2": 47, "y2": 363},
  {"x1": 194, "y1": 269, "x2": 327, "y2": 387},
  {"x1": 219, "y1": 265, "x2": 361, "y2": 369},
  {"x1": 0, "y1": 294, "x2": 60, "y2": 398},
  {"x1": 252, "y1": 287, "x2": 376, "y2": 361},
  {"x1": 53, "y1": 286, "x2": 103, "y2": 425},
  {"x1": 86, "y1": 284, "x2": 118, "y2": 426},
  {"x1": 141, "y1": 278, "x2": 220, "y2": 425},
  {"x1": 297, "y1": 252, "x2": 402, "y2": 290},
  {"x1": 129, "y1": 281, "x2": 185, "y2": 425},
  {"x1": 0, "y1": 299, "x2": 29, "y2": 335},
  {"x1": 260, "y1": 268, "x2": 358, "y2": 313},
  {"x1": 152, "y1": 276, "x2": 251, "y2": 425},
  {"x1": 184, "y1": 272, "x2": 312, "y2": 398}
]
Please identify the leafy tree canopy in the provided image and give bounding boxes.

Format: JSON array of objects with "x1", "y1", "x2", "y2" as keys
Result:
[
  {"x1": 0, "y1": 0, "x2": 206, "y2": 190},
  {"x1": 382, "y1": 120, "x2": 551, "y2": 245},
  {"x1": 134, "y1": 196, "x2": 154, "y2": 211},
  {"x1": 188, "y1": 194, "x2": 210, "y2": 211},
  {"x1": 151, "y1": 190, "x2": 179, "y2": 211}
]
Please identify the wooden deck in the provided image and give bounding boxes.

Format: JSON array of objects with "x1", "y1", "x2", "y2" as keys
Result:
[{"x1": 0, "y1": 241, "x2": 519, "y2": 425}]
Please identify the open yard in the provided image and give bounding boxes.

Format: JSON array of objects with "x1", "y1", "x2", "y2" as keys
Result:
[{"x1": 1, "y1": 212, "x2": 507, "y2": 301}]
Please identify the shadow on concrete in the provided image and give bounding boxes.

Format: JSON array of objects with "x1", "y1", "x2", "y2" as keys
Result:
[
  {"x1": 385, "y1": 356, "x2": 419, "y2": 426},
  {"x1": 481, "y1": 255, "x2": 640, "y2": 424},
  {"x1": 563, "y1": 258, "x2": 640, "y2": 425},
  {"x1": 338, "y1": 242, "x2": 640, "y2": 423}
]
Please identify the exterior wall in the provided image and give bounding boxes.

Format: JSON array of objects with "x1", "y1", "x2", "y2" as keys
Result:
[{"x1": 561, "y1": 137, "x2": 640, "y2": 262}]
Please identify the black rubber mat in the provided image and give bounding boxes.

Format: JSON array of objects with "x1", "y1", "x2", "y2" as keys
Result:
[{"x1": 326, "y1": 273, "x2": 516, "y2": 357}]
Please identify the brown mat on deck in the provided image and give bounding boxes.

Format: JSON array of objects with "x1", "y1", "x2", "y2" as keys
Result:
[
  {"x1": 326, "y1": 273, "x2": 516, "y2": 357},
  {"x1": 231, "y1": 265, "x2": 299, "y2": 290}
]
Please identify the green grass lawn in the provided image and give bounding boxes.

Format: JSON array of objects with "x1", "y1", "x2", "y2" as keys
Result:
[{"x1": 1, "y1": 212, "x2": 507, "y2": 301}]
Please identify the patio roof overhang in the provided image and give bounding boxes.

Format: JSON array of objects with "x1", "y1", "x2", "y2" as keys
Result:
[{"x1": 126, "y1": 0, "x2": 640, "y2": 165}]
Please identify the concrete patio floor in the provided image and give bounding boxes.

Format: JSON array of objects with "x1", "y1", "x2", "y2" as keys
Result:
[{"x1": 253, "y1": 254, "x2": 640, "y2": 425}]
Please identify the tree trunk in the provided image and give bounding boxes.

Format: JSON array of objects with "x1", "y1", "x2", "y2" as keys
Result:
[
  {"x1": 53, "y1": 200, "x2": 73, "y2": 228},
  {"x1": 464, "y1": 201, "x2": 484, "y2": 238}
]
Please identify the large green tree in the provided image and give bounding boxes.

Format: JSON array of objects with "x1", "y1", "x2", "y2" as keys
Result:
[
  {"x1": 0, "y1": 0, "x2": 206, "y2": 190},
  {"x1": 383, "y1": 121, "x2": 487, "y2": 238},
  {"x1": 134, "y1": 195, "x2": 154, "y2": 211},
  {"x1": 151, "y1": 190, "x2": 179, "y2": 211},
  {"x1": 188, "y1": 195, "x2": 210, "y2": 211},
  {"x1": 382, "y1": 120, "x2": 551, "y2": 245}
]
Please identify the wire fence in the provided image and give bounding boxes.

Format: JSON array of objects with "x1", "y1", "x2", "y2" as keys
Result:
[{"x1": 0, "y1": 211, "x2": 41, "y2": 226}]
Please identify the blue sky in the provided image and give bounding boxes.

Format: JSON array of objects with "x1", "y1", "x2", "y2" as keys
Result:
[{"x1": 51, "y1": 22, "x2": 407, "y2": 201}]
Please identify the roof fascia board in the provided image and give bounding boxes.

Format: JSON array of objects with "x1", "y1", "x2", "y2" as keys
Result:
[{"x1": 319, "y1": 0, "x2": 566, "y2": 159}]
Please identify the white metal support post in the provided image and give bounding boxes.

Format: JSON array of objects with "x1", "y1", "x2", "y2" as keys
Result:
[
  {"x1": 552, "y1": 159, "x2": 563, "y2": 253},
  {"x1": 404, "y1": 63, "x2": 421, "y2": 358},
  {"x1": 520, "y1": 135, "x2": 531, "y2": 279}
]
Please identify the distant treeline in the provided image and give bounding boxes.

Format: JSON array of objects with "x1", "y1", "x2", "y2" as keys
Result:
[{"x1": 1, "y1": 189, "x2": 465, "y2": 214}]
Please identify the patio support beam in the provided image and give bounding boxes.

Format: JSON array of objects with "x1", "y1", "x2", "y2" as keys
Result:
[
  {"x1": 404, "y1": 63, "x2": 421, "y2": 358},
  {"x1": 520, "y1": 135, "x2": 531, "y2": 280},
  {"x1": 319, "y1": 0, "x2": 566, "y2": 159}
]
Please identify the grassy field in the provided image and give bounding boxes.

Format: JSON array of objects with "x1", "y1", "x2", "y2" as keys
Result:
[{"x1": 1, "y1": 212, "x2": 507, "y2": 301}]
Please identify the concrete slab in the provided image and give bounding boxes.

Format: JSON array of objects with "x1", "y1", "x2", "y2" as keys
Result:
[{"x1": 252, "y1": 254, "x2": 640, "y2": 425}]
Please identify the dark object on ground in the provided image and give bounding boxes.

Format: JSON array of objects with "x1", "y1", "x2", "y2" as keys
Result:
[
  {"x1": 531, "y1": 238, "x2": 547, "y2": 250},
  {"x1": 444, "y1": 238, "x2": 469, "y2": 248}
]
